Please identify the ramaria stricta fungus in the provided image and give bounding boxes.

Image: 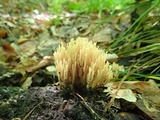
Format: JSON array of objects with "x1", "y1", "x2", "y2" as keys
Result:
[{"x1": 54, "y1": 37, "x2": 123, "y2": 90}]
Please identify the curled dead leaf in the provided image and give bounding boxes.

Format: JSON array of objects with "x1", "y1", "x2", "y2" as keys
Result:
[
  {"x1": 0, "y1": 29, "x2": 8, "y2": 38},
  {"x1": 25, "y1": 56, "x2": 53, "y2": 73},
  {"x1": 2, "y1": 43, "x2": 16, "y2": 55}
]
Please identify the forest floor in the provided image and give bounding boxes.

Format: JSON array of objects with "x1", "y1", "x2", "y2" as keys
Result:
[{"x1": 0, "y1": 1, "x2": 160, "y2": 120}]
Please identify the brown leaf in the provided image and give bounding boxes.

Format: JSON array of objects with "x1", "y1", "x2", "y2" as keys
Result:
[
  {"x1": 105, "y1": 80, "x2": 160, "y2": 119},
  {"x1": 0, "y1": 29, "x2": 8, "y2": 38},
  {"x1": 25, "y1": 56, "x2": 53, "y2": 73},
  {"x1": 2, "y1": 43, "x2": 16, "y2": 55}
]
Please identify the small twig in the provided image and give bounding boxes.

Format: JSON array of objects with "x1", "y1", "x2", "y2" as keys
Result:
[
  {"x1": 23, "y1": 102, "x2": 42, "y2": 120},
  {"x1": 76, "y1": 93, "x2": 106, "y2": 120}
]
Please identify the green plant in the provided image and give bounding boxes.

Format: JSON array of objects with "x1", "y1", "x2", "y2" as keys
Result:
[
  {"x1": 47, "y1": 0, "x2": 135, "y2": 15},
  {"x1": 107, "y1": 0, "x2": 160, "y2": 76},
  {"x1": 47, "y1": 0, "x2": 69, "y2": 14}
]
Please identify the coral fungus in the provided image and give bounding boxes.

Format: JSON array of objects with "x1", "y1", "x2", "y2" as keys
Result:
[{"x1": 54, "y1": 37, "x2": 123, "y2": 89}]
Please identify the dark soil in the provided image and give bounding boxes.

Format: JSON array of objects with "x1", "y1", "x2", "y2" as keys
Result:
[{"x1": 0, "y1": 86, "x2": 146, "y2": 120}]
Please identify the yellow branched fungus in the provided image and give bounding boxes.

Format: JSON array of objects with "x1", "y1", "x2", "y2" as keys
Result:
[{"x1": 54, "y1": 37, "x2": 123, "y2": 89}]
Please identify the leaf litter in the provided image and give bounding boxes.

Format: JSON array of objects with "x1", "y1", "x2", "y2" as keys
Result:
[{"x1": 0, "y1": 0, "x2": 160, "y2": 120}]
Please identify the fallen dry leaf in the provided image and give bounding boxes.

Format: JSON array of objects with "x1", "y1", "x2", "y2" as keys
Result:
[
  {"x1": 104, "y1": 80, "x2": 160, "y2": 119},
  {"x1": 105, "y1": 80, "x2": 160, "y2": 94},
  {"x1": 106, "y1": 53, "x2": 119, "y2": 62},
  {"x1": 1, "y1": 43, "x2": 17, "y2": 63},
  {"x1": 2, "y1": 43, "x2": 16, "y2": 55},
  {"x1": 0, "y1": 29, "x2": 8, "y2": 38},
  {"x1": 104, "y1": 88, "x2": 137, "y2": 102},
  {"x1": 25, "y1": 56, "x2": 53, "y2": 73}
]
